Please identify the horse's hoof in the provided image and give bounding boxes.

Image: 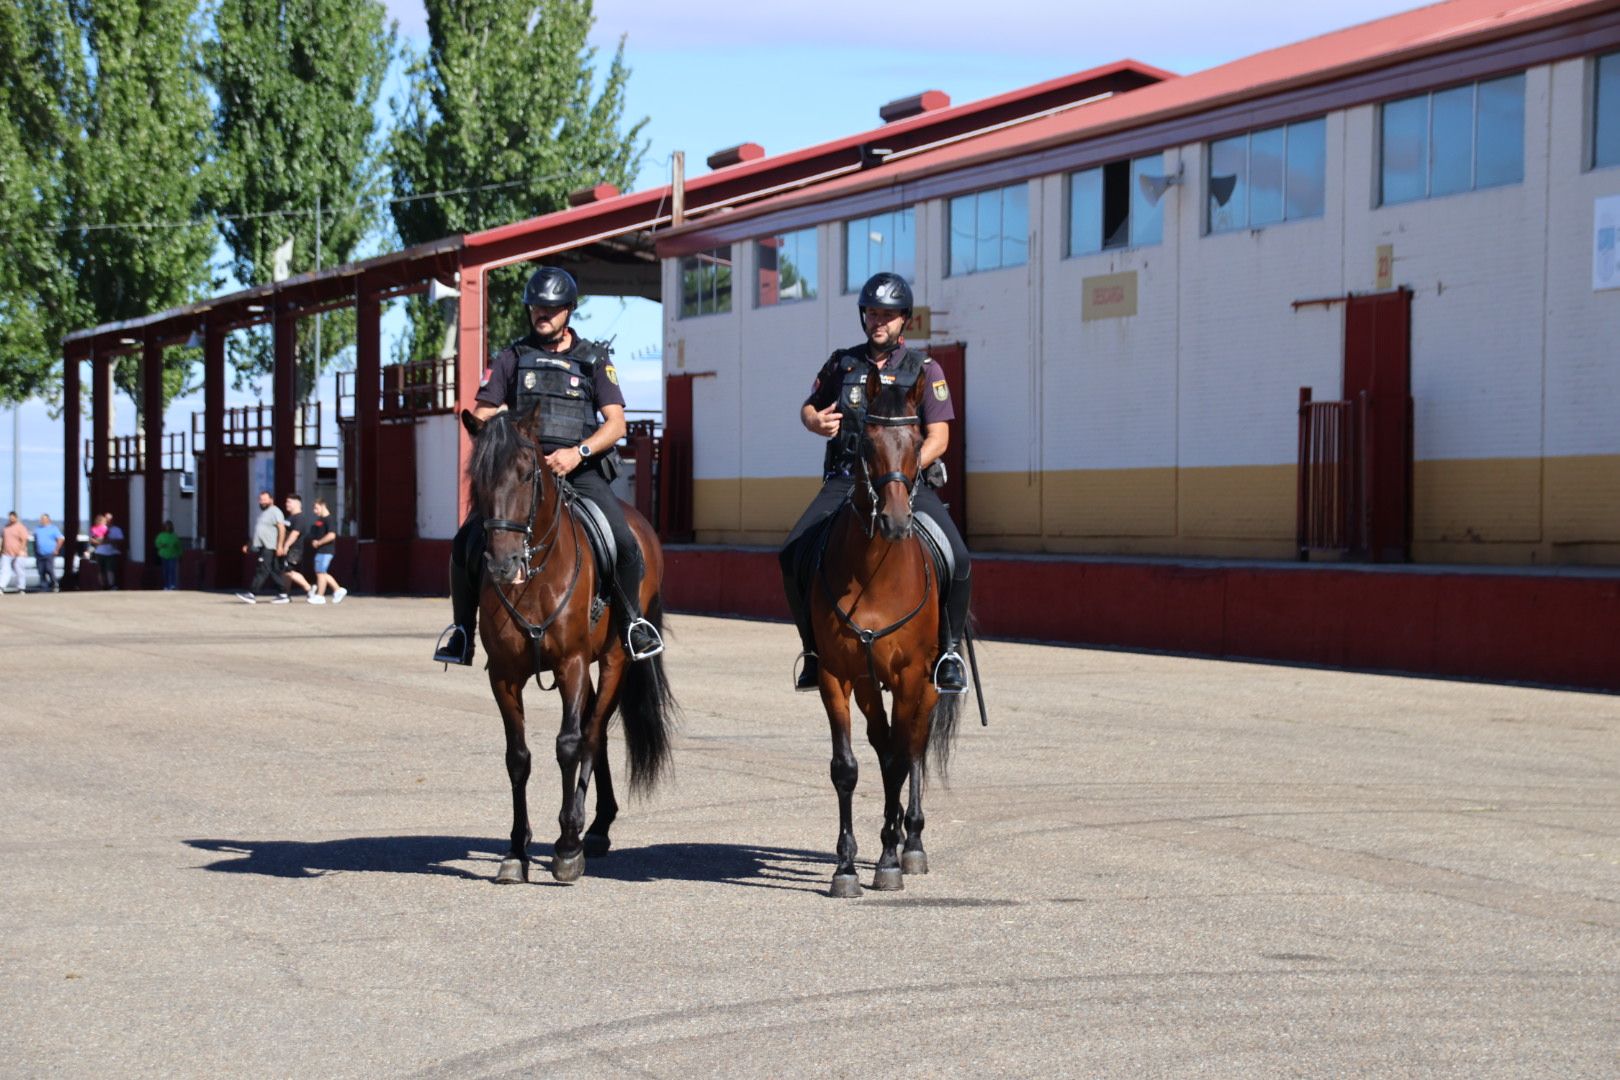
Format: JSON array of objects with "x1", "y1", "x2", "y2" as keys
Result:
[
  {"x1": 583, "y1": 833, "x2": 611, "y2": 858},
  {"x1": 901, "y1": 850, "x2": 929, "y2": 875},
  {"x1": 872, "y1": 866, "x2": 904, "y2": 891},
  {"x1": 829, "y1": 873, "x2": 862, "y2": 899},
  {"x1": 552, "y1": 849, "x2": 585, "y2": 883},
  {"x1": 495, "y1": 857, "x2": 528, "y2": 884}
]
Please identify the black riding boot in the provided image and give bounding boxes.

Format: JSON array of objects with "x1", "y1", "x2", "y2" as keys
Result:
[
  {"x1": 933, "y1": 570, "x2": 972, "y2": 695},
  {"x1": 779, "y1": 555, "x2": 819, "y2": 692},
  {"x1": 615, "y1": 550, "x2": 664, "y2": 660},
  {"x1": 433, "y1": 527, "x2": 481, "y2": 666}
]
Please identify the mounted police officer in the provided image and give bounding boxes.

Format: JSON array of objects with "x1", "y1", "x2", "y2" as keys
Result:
[
  {"x1": 433, "y1": 266, "x2": 664, "y2": 666},
  {"x1": 778, "y1": 271, "x2": 972, "y2": 695}
]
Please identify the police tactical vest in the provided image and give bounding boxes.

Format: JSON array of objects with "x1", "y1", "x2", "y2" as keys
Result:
[
  {"x1": 510, "y1": 339, "x2": 609, "y2": 449},
  {"x1": 823, "y1": 346, "x2": 926, "y2": 478}
]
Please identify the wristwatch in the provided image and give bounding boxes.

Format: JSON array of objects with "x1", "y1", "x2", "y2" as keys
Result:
[{"x1": 577, "y1": 442, "x2": 593, "y2": 458}]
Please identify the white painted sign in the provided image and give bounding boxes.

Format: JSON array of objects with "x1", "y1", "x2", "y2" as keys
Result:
[{"x1": 1596, "y1": 195, "x2": 1620, "y2": 292}]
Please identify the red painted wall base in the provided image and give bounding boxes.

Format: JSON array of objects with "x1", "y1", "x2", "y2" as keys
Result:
[{"x1": 662, "y1": 547, "x2": 1620, "y2": 694}]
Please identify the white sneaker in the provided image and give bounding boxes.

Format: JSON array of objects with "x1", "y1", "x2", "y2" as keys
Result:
[
  {"x1": 308, "y1": 593, "x2": 326, "y2": 604},
  {"x1": 236, "y1": 592, "x2": 257, "y2": 604},
  {"x1": 331, "y1": 587, "x2": 347, "y2": 604},
  {"x1": 308, "y1": 587, "x2": 318, "y2": 600}
]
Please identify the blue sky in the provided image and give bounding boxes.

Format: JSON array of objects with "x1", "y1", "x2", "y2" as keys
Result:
[{"x1": 5, "y1": 0, "x2": 1421, "y2": 521}]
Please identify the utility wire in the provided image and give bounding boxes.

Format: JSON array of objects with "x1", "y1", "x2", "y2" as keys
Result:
[{"x1": 4, "y1": 171, "x2": 578, "y2": 239}]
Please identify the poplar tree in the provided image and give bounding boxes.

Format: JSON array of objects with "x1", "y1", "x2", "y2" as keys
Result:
[
  {"x1": 204, "y1": 0, "x2": 396, "y2": 397},
  {"x1": 389, "y1": 0, "x2": 646, "y2": 359},
  {"x1": 0, "y1": 0, "x2": 215, "y2": 411}
]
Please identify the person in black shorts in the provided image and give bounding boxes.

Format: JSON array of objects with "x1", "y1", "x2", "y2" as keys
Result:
[
  {"x1": 433, "y1": 266, "x2": 663, "y2": 667},
  {"x1": 279, "y1": 493, "x2": 316, "y2": 599}
]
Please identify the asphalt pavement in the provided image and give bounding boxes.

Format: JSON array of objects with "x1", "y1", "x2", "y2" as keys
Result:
[{"x1": 1, "y1": 590, "x2": 1616, "y2": 1077}]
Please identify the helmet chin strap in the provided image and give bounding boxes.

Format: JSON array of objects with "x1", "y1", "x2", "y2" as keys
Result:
[{"x1": 537, "y1": 319, "x2": 573, "y2": 352}]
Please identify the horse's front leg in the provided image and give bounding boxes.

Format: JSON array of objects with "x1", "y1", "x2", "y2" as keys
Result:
[
  {"x1": 551, "y1": 655, "x2": 594, "y2": 883},
  {"x1": 902, "y1": 682, "x2": 939, "y2": 876},
  {"x1": 856, "y1": 678, "x2": 904, "y2": 891},
  {"x1": 582, "y1": 650, "x2": 626, "y2": 858},
  {"x1": 490, "y1": 673, "x2": 532, "y2": 884},
  {"x1": 821, "y1": 670, "x2": 862, "y2": 898}
]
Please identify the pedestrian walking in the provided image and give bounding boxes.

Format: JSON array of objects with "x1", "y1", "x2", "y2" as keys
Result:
[
  {"x1": 154, "y1": 520, "x2": 182, "y2": 591},
  {"x1": 0, "y1": 512, "x2": 28, "y2": 594},
  {"x1": 31, "y1": 514, "x2": 64, "y2": 592},
  {"x1": 237, "y1": 491, "x2": 290, "y2": 604},
  {"x1": 94, "y1": 513, "x2": 124, "y2": 590},
  {"x1": 306, "y1": 496, "x2": 347, "y2": 604}
]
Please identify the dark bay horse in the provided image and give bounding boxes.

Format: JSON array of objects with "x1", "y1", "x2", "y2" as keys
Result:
[
  {"x1": 463, "y1": 407, "x2": 676, "y2": 884},
  {"x1": 810, "y1": 369, "x2": 963, "y2": 898}
]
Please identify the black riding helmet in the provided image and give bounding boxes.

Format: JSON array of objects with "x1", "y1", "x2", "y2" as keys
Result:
[
  {"x1": 523, "y1": 265, "x2": 579, "y2": 308},
  {"x1": 856, "y1": 271, "x2": 913, "y2": 331}
]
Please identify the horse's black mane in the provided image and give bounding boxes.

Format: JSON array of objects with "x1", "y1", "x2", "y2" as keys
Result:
[{"x1": 467, "y1": 404, "x2": 542, "y2": 511}]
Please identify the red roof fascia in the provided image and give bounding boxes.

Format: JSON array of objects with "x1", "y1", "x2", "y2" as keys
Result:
[{"x1": 656, "y1": 0, "x2": 1614, "y2": 256}]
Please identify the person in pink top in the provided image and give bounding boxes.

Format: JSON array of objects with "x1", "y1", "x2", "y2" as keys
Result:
[{"x1": 1, "y1": 512, "x2": 29, "y2": 594}]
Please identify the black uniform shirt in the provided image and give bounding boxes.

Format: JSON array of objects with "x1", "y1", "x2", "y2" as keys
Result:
[{"x1": 478, "y1": 330, "x2": 626, "y2": 413}]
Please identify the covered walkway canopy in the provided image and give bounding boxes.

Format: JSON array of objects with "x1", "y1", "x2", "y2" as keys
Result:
[{"x1": 58, "y1": 57, "x2": 1169, "y2": 585}]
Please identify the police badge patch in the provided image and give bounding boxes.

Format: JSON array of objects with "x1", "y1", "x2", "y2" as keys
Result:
[
  {"x1": 932, "y1": 380, "x2": 949, "y2": 402},
  {"x1": 605, "y1": 364, "x2": 619, "y2": 385},
  {"x1": 848, "y1": 385, "x2": 863, "y2": 406},
  {"x1": 523, "y1": 371, "x2": 538, "y2": 390}
]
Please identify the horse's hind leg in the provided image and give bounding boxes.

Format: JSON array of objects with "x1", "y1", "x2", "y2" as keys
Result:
[
  {"x1": 821, "y1": 674, "x2": 862, "y2": 898},
  {"x1": 491, "y1": 675, "x2": 532, "y2": 884},
  {"x1": 582, "y1": 653, "x2": 626, "y2": 858},
  {"x1": 901, "y1": 686, "x2": 937, "y2": 875},
  {"x1": 551, "y1": 656, "x2": 594, "y2": 883},
  {"x1": 858, "y1": 683, "x2": 904, "y2": 892}
]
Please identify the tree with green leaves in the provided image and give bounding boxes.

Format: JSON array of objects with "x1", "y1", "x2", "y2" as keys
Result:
[
  {"x1": 204, "y1": 0, "x2": 397, "y2": 398},
  {"x1": 389, "y1": 0, "x2": 646, "y2": 359},
  {"x1": 2, "y1": 0, "x2": 215, "y2": 413}
]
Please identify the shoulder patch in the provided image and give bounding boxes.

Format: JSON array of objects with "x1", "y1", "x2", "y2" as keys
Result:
[
  {"x1": 932, "y1": 380, "x2": 949, "y2": 402},
  {"x1": 604, "y1": 364, "x2": 619, "y2": 385}
]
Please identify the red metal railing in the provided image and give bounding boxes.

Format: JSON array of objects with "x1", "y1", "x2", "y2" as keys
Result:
[
  {"x1": 191, "y1": 402, "x2": 322, "y2": 452},
  {"x1": 1296, "y1": 387, "x2": 1368, "y2": 559},
  {"x1": 336, "y1": 357, "x2": 456, "y2": 421},
  {"x1": 83, "y1": 432, "x2": 186, "y2": 476}
]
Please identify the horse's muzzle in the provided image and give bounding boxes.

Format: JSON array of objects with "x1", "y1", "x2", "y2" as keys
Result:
[
  {"x1": 485, "y1": 551, "x2": 524, "y2": 586},
  {"x1": 877, "y1": 513, "x2": 913, "y2": 542}
]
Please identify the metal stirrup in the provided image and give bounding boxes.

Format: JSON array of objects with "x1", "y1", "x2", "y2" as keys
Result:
[
  {"x1": 626, "y1": 617, "x2": 664, "y2": 661},
  {"x1": 933, "y1": 648, "x2": 968, "y2": 695},
  {"x1": 434, "y1": 624, "x2": 472, "y2": 666}
]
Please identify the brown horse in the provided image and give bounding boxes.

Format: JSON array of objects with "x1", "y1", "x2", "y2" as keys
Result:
[
  {"x1": 810, "y1": 368, "x2": 963, "y2": 898},
  {"x1": 462, "y1": 406, "x2": 676, "y2": 884}
]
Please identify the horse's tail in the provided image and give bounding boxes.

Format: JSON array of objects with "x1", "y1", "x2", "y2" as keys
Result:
[
  {"x1": 926, "y1": 610, "x2": 976, "y2": 779},
  {"x1": 619, "y1": 592, "x2": 678, "y2": 795}
]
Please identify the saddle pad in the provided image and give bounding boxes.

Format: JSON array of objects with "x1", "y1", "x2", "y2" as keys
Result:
[
  {"x1": 571, "y1": 497, "x2": 617, "y2": 595},
  {"x1": 914, "y1": 510, "x2": 955, "y2": 587}
]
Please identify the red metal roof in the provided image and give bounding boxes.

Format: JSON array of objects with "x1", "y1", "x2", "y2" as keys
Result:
[{"x1": 657, "y1": 0, "x2": 1617, "y2": 255}]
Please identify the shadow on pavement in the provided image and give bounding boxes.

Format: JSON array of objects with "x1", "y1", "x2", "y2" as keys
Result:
[{"x1": 184, "y1": 836, "x2": 834, "y2": 892}]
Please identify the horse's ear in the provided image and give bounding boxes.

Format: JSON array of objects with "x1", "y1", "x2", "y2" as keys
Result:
[{"x1": 461, "y1": 409, "x2": 484, "y2": 438}]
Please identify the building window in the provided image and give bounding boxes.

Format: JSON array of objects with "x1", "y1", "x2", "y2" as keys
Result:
[
  {"x1": 1380, "y1": 74, "x2": 1525, "y2": 204},
  {"x1": 1207, "y1": 118, "x2": 1326, "y2": 232},
  {"x1": 948, "y1": 183, "x2": 1028, "y2": 275},
  {"x1": 679, "y1": 246, "x2": 732, "y2": 318},
  {"x1": 1067, "y1": 153, "x2": 1166, "y2": 256},
  {"x1": 844, "y1": 208, "x2": 915, "y2": 292},
  {"x1": 1596, "y1": 51, "x2": 1620, "y2": 169},
  {"x1": 756, "y1": 228, "x2": 818, "y2": 307}
]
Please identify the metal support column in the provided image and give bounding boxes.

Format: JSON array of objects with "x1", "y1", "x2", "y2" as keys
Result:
[
  {"x1": 91, "y1": 355, "x2": 112, "y2": 532},
  {"x1": 454, "y1": 263, "x2": 486, "y2": 524},
  {"x1": 62, "y1": 348, "x2": 82, "y2": 554},
  {"x1": 204, "y1": 322, "x2": 226, "y2": 554},
  {"x1": 142, "y1": 335, "x2": 165, "y2": 587},
  {"x1": 273, "y1": 301, "x2": 298, "y2": 499},
  {"x1": 355, "y1": 279, "x2": 381, "y2": 540}
]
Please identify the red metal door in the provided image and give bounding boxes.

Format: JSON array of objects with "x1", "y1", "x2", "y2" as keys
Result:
[
  {"x1": 1343, "y1": 290, "x2": 1412, "y2": 562},
  {"x1": 376, "y1": 422, "x2": 416, "y2": 541},
  {"x1": 922, "y1": 343, "x2": 967, "y2": 536}
]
